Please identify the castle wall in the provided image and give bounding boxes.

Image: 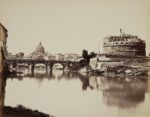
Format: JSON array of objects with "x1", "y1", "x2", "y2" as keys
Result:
[{"x1": 103, "y1": 35, "x2": 146, "y2": 56}]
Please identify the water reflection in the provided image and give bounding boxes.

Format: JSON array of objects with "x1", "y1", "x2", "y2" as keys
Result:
[
  {"x1": 4, "y1": 70, "x2": 150, "y2": 117},
  {"x1": 0, "y1": 73, "x2": 50, "y2": 117},
  {"x1": 102, "y1": 77, "x2": 147, "y2": 108},
  {"x1": 80, "y1": 74, "x2": 148, "y2": 108}
]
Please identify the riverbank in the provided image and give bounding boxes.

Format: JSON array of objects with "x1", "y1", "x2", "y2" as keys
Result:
[
  {"x1": 87, "y1": 56, "x2": 150, "y2": 77},
  {"x1": 88, "y1": 66, "x2": 150, "y2": 77},
  {"x1": 1, "y1": 105, "x2": 54, "y2": 117}
]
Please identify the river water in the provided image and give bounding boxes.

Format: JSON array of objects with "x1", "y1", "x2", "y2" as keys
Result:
[{"x1": 4, "y1": 70, "x2": 150, "y2": 117}]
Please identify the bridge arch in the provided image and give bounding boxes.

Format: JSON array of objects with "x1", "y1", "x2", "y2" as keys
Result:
[
  {"x1": 34, "y1": 63, "x2": 46, "y2": 68},
  {"x1": 34, "y1": 63, "x2": 47, "y2": 70},
  {"x1": 31, "y1": 62, "x2": 49, "y2": 74},
  {"x1": 51, "y1": 63, "x2": 64, "y2": 70},
  {"x1": 6, "y1": 59, "x2": 78, "y2": 74}
]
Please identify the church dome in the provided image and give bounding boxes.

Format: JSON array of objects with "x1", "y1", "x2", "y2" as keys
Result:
[{"x1": 36, "y1": 42, "x2": 45, "y2": 54}]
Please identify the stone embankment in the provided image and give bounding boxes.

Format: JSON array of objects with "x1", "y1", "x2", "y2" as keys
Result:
[
  {"x1": 85, "y1": 57, "x2": 150, "y2": 76},
  {"x1": 103, "y1": 65, "x2": 149, "y2": 76}
]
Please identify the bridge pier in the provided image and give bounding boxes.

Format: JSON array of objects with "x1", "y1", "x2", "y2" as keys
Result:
[
  {"x1": 45, "y1": 64, "x2": 49, "y2": 74},
  {"x1": 62, "y1": 64, "x2": 65, "y2": 71},
  {"x1": 50, "y1": 63, "x2": 53, "y2": 72},
  {"x1": 31, "y1": 63, "x2": 35, "y2": 75}
]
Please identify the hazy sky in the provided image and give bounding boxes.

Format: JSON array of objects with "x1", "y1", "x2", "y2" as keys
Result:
[{"x1": 0, "y1": 0, "x2": 150, "y2": 55}]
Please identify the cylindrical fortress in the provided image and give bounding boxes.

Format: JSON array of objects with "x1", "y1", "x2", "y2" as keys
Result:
[{"x1": 103, "y1": 30, "x2": 146, "y2": 57}]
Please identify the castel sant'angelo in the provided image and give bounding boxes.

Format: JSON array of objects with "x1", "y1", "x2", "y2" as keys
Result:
[
  {"x1": 98, "y1": 30, "x2": 150, "y2": 68},
  {"x1": 103, "y1": 29, "x2": 146, "y2": 57}
]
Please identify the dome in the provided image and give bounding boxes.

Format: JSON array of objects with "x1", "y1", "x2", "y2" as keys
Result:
[{"x1": 35, "y1": 42, "x2": 45, "y2": 54}]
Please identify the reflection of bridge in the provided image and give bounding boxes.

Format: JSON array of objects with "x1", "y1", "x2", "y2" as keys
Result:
[{"x1": 6, "y1": 58, "x2": 78, "y2": 73}]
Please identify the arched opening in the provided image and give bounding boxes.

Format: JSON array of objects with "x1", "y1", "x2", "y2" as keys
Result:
[
  {"x1": 34, "y1": 63, "x2": 47, "y2": 73},
  {"x1": 52, "y1": 63, "x2": 64, "y2": 71}
]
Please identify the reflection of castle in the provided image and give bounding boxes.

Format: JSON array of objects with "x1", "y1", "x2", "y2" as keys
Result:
[
  {"x1": 88, "y1": 77, "x2": 148, "y2": 108},
  {"x1": 76, "y1": 75, "x2": 148, "y2": 108}
]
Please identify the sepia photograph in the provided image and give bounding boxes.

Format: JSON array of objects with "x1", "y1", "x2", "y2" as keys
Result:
[{"x1": 0, "y1": 0, "x2": 150, "y2": 117}]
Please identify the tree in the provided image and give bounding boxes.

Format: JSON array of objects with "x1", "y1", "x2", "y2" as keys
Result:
[
  {"x1": 82, "y1": 49, "x2": 88, "y2": 60},
  {"x1": 82, "y1": 49, "x2": 97, "y2": 64},
  {"x1": 89, "y1": 52, "x2": 97, "y2": 58},
  {"x1": 18, "y1": 52, "x2": 24, "y2": 58}
]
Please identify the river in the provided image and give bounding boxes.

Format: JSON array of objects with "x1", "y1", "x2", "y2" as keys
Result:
[{"x1": 3, "y1": 70, "x2": 150, "y2": 117}]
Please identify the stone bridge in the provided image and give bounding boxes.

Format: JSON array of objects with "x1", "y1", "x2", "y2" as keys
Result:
[{"x1": 6, "y1": 58, "x2": 79, "y2": 74}]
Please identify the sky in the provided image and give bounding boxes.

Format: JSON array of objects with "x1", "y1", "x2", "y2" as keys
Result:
[{"x1": 0, "y1": 0, "x2": 150, "y2": 55}]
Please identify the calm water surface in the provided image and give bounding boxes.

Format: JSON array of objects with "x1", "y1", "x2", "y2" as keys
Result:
[{"x1": 4, "y1": 70, "x2": 150, "y2": 117}]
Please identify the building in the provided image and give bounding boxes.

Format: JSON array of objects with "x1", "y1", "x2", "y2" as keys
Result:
[
  {"x1": 54, "y1": 53, "x2": 64, "y2": 60},
  {"x1": 103, "y1": 29, "x2": 146, "y2": 57},
  {"x1": 0, "y1": 23, "x2": 8, "y2": 73},
  {"x1": 90, "y1": 30, "x2": 150, "y2": 71},
  {"x1": 48, "y1": 54, "x2": 56, "y2": 60},
  {"x1": 35, "y1": 42, "x2": 45, "y2": 54},
  {"x1": 64, "y1": 53, "x2": 80, "y2": 61},
  {"x1": 30, "y1": 42, "x2": 48, "y2": 59},
  {"x1": 0, "y1": 23, "x2": 8, "y2": 56}
]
